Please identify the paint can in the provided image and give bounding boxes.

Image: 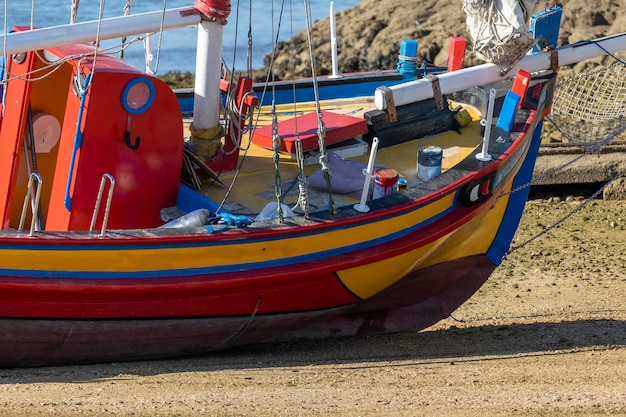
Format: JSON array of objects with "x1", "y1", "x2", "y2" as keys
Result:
[
  {"x1": 373, "y1": 168, "x2": 399, "y2": 199},
  {"x1": 417, "y1": 145, "x2": 442, "y2": 181}
]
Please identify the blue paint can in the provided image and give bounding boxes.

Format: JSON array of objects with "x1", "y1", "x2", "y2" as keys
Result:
[{"x1": 417, "y1": 145, "x2": 442, "y2": 181}]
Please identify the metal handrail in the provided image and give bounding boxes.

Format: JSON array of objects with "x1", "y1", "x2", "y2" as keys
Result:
[
  {"x1": 19, "y1": 173, "x2": 43, "y2": 236},
  {"x1": 90, "y1": 173, "x2": 115, "y2": 236}
]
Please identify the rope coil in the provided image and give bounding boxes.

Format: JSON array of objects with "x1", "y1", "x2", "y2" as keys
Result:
[{"x1": 194, "y1": 0, "x2": 231, "y2": 21}]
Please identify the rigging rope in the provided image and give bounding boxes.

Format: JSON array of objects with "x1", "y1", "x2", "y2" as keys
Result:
[
  {"x1": 120, "y1": 0, "x2": 130, "y2": 59},
  {"x1": 270, "y1": 0, "x2": 286, "y2": 223},
  {"x1": 30, "y1": 0, "x2": 35, "y2": 28},
  {"x1": 123, "y1": 1, "x2": 130, "y2": 16},
  {"x1": 84, "y1": 0, "x2": 105, "y2": 90},
  {"x1": 271, "y1": 111, "x2": 284, "y2": 222},
  {"x1": 70, "y1": 0, "x2": 79, "y2": 24},
  {"x1": 303, "y1": 0, "x2": 335, "y2": 214},
  {"x1": 143, "y1": 0, "x2": 167, "y2": 75},
  {"x1": 215, "y1": 0, "x2": 260, "y2": 215},
  {"x1": 289, "y1": 0, "x2": 310, "y2": 219}
]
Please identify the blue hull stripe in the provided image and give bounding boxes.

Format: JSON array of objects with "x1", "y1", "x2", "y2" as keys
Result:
[
  {"x1": 0, "y1": 204, "x2": 456, "y2": 280},
  {"x1": 486, "y1": 120, "x2": 544, "y2": 265}
]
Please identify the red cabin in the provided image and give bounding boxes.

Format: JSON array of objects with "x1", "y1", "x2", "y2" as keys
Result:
[{"x1": 0, "y1": 28, "x2": 183, "y2": 231}]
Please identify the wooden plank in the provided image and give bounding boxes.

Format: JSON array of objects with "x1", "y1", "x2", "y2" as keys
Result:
[{"x1": 364, "y1": 98, "x2": 456, "y2": 148}]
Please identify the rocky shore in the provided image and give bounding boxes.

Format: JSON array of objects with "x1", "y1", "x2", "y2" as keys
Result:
[{"x1": 268, "y1": 0, "x2": 625, "y2": 79}]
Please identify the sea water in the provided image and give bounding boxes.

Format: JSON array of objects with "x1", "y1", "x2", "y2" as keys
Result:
[{"x1": 1, "y1": 0, "x2": 359, "y2": 74}]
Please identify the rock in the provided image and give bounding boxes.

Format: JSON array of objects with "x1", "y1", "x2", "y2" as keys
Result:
[
  {"x1": 603, "y1": 177, "x2": 626, "y2": 200},
  {"x1": 265, "y1": 0, "x2": 626, "y2": 79}
]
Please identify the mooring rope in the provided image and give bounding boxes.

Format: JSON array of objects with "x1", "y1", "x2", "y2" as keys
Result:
[
  {"x1": 270, "y1": 0, "x2": 286, "y2": 222},
  {"x1": 500, "y1": 50, "x2": 626, "y2": 258},
  {"x1": 287, "y1": 0, "x2": 310, "y2": 219},
  {"x1": 448, "y1": 307, "x2": 626, "y2": 325},
  {"x1": 120, "y1": 0, "x2": 130, "y2": 59},
  {"x1": 70, "y1": 0, "x2": 80, "y2": 24},
  {"x1": 503, "y1": 163, "x2": 626, "y2": 260}
]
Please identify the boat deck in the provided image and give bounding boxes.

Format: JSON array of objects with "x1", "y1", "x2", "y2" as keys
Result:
[{"x1": 195, "y1": 97, "x2": 484, "y2": 216}]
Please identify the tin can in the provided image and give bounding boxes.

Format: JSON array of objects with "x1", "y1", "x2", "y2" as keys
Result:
[
  {"x1": 397, "y1": 176, "x2": 407, "y2": 190},
  {"x1": 373, "y1": 168, "x2": 399, "y2": 199},
  {"x1": 417, "y1": 145, "x2": 442, "y2": 181}
]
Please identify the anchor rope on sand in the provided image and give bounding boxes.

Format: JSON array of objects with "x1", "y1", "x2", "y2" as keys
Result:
[
  {"x1": 497, "y1": 149, "x2": 590, "y2": 202},
  {"x1": 502, "y1": 152, "x2": 626, "y2": 260},
  {"x1": 504, "y1": 176, "x2": 607, "y2": 258},
  {"x1": 501, "y1": 53, "x2": 626, "y2": 259},
  {"x1": 448, "y1": 307, "x2": 626, "y2": 325}
]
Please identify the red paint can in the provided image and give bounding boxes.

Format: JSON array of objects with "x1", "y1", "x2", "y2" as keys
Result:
[{"x1": 373, "y1": 168, "x2": 399, "y2": 199}]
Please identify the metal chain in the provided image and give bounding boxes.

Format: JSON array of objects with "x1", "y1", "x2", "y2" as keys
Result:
[
  {"x1": 303, "y1": 0, "x2": 335, "y2": 214},
  {"x1": 271, "y1": 111, "x2": 284, "y2": 223},
  {"x1": 503, "y1": 159, "x2": 626, "y2": 260},
  {"x1": 496, "y1": 148, "x2": 591, "y2": 201},
  {"x1": 498, "y1": 98, "x2": 626, "y2": 259}
]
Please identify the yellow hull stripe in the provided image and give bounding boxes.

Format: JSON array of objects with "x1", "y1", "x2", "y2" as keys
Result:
[
  {"x1": 337, "y1": 184, "x2": 511, "y2": 298},
  {"x1": 0, "y1": 193, "x2": 456, "y2": 275}
]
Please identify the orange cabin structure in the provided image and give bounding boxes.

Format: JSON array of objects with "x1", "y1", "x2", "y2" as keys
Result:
[{"x1": 0, "y1": 28, "x2": 184, "y2": 232}]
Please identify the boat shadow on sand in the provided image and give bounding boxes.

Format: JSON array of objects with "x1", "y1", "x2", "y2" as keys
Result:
[{"x1": 0, "y1": 318, "x2": 623, "y2": 382}]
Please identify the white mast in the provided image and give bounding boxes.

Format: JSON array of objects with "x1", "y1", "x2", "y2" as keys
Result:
[{"x1": 191, "y1": 0, "x2": 231, "y2": 148}]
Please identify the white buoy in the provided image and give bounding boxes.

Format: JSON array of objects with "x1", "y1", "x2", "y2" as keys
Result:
[{"x1": 192, "y1": 19, "x2": 224, "y2": 132}]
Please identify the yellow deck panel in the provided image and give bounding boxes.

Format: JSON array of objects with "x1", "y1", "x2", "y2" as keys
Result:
[{"x1": 188, "y1": 97, "x2": 483, "y2": 216}]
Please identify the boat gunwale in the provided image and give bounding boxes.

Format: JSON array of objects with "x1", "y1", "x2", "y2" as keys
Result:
[{"x1": 0, "y1": 108, "x2": 538, "y2": 248}]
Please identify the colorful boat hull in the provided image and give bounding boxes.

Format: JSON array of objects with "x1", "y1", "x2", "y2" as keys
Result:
[
  {"x1": 0, "y1": 0, "x2": 591, "y2": 366},
  {"x1": 0, "y1": 68, "x2": 555, "y2": 366}
]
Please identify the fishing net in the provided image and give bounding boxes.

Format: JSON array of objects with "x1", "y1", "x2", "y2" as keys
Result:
[
  {"x1": 548, "y1": 61, "x2": 626, "y2": 152},
  {"x1": 462, "y1": 0, "x2": 537, "y2": 74}
]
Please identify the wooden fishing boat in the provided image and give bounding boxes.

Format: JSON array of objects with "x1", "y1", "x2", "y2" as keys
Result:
[{"x1": 0, "y1": 1, "x2": 623, "y2": 367}]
